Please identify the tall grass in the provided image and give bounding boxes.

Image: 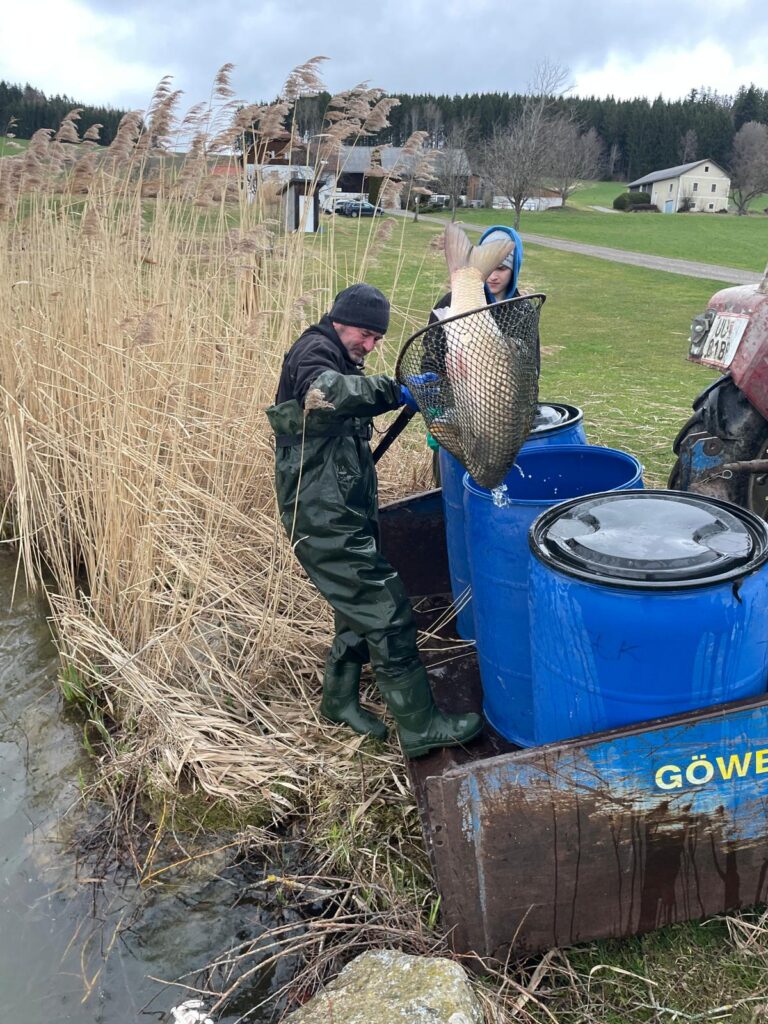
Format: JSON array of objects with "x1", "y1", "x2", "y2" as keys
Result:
[
  {"x1": 5, "y1": 68, "x2": 761, "y2": 1022},
  {"x1": 0, "y1": 63, "x2": 434, "y2": 828}
]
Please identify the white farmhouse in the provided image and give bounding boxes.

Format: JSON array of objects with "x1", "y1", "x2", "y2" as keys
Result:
[{"x1": 628, "y1": 159, "x2": 731, "y2": 213}]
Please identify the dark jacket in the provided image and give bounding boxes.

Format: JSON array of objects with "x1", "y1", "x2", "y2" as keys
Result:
[
  {"x1": 265, "y1": 318, "x2": 418, "y2": 678},
  {"x1": 276, "y1": 316, "x2": 363, "y2": 406},
  {"x1": 266, "y1": 316, "x2": 402, "y2": 534}
]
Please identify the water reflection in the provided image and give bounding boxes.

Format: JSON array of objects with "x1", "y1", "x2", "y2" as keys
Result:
[{"x1": 0, "y1": 553, "x2": 283, "y2": 1022}]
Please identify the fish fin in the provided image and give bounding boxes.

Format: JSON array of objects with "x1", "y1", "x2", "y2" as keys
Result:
[
  {"x1": 469, "y1": 239, "x2": 514, "y2": 281},
  {"x1": 443, "y1": 223, "x2": 514, "y2": 283},
  {"x1": 443, "y1": 222, "x2": 474, "y2": 276}
]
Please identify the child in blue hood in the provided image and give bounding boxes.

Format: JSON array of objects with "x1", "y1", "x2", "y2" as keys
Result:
[
  {"x1": 426, "y1": 224, "x2": 538, "y2": 457},
  {"x1": 430, "y1": 223, "x2": 526, "y2": 317}
]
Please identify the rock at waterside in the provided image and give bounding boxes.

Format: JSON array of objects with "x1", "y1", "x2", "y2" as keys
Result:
[{"x1": 281, "y1": 949, "x2": 483, "y2": 1024}]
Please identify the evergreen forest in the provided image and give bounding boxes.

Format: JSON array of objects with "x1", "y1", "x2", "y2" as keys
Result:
[{"x1": 3, "y1": 77, "x2": 768, "y2": 181}]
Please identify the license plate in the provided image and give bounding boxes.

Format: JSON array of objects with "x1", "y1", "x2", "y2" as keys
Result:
[{"x1": 695, "y1": 313, "x2": 749, "y2": 368}]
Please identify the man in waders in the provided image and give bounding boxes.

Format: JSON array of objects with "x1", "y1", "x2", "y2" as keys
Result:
[{"x1": 266, "y1": 284, "x2": 482, "y2": 758}]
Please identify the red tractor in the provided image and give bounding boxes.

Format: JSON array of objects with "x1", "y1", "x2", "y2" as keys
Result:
[{"x1": 670, "y1": 263, "x2": 768, "y2": 514}]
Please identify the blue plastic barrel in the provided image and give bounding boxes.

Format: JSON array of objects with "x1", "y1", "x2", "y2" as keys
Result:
[
  {"x1": 464, "y1": 445, "x2": 643, "y2": 745},
  {"x1": 439, "y1": 448, "x2": 474, "y2": 639},
  {"x1": 528, "y1": 490, "x2": 768, "y2": 745},
  {"x1": 525, "y1": 403, "x2": 587, "y2": 449},
  {"x1": 440, "y1": 404, "x2": 586, "y2": 640}
]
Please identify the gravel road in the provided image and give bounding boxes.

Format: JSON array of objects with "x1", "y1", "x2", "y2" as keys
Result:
[{"x1": 396, "y1": 211, "x2": 763, "y2": 286}]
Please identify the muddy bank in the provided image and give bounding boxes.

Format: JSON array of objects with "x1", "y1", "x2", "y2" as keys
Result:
[{"x1": 0, "y1": 552, "x2": 297, "y2": 1022}]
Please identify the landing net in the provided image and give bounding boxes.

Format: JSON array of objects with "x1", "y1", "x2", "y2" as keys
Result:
[{"x1": 396, "y1": 294, "x2": 545, "y2": 488}]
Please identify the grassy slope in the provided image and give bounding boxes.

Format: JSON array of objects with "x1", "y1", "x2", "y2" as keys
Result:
[
  {"x1": 451, "y1": 174, "x2": 768, "y2": 274},
  {"x1": 566, "y1": 180, "x2": 629, "y2": 210},
  {"x1": 0, "y1": 137, "x2": 28, "y2": 157},
  {"x1": 455, "y1": 204, "x2": 768, "y2": 272},
  {"x1": 322, "y1": 216, "x2": 766, "y2": 1020},
  {"x1": 325, "y1": 215, "x2": 718, "y2": 486}
]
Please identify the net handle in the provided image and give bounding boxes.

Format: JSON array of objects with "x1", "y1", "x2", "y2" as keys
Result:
[{"x1": 372, "y1": 408, "x2": 416, "y2": 464}]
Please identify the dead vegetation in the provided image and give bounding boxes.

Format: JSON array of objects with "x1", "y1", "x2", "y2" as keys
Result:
[{"x1": 2, "y1": 59, "x2": 765, "y2": 1024}]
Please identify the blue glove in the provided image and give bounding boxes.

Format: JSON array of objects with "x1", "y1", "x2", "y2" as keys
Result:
[
  {"x1": 400, "y1": 372, "x2": 440, "y2": 412},
  {"x1": 407, "y1": 372, "x2": 439, "y2": 387},
  {"x1": 400, "y1": 384, "x2": 420, "y2": 412}
]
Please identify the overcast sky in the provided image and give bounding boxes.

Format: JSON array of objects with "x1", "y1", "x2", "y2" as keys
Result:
[{"x1": 3, "y1": 0, "x2": 766, "y2": 112}]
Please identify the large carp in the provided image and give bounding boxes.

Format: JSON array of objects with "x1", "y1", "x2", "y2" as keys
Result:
[{"x1": 430, "y1": 222, "x2": 540, "y2": 489}]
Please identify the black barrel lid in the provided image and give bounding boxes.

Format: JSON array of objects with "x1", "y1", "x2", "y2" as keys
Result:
[
  {"x1": 530, "y1": 402, "x2": 582, "y2": 433},
  {"x1": 530, "y1": 490, "x2": 768, "y2": 589}
]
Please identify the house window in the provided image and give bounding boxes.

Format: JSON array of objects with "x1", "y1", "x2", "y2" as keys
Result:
[
  {"x1": 708, "y1": 203, "x2": 714, "y2": 210},
  {"x1": 711, "y1": 184, "x2": 717, "y2": 193},
  {"x1": 693, "y1": 182, "x2": 698, "y2": 191},
  {"x1": 704, "y1": 165, "x2": 709, "y2": 171},
  {"x1": 669, "y1": 184, "x2": 673, "y2": 192}
]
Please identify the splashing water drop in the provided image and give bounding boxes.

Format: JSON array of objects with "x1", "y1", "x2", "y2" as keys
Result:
[{"x1": 491, "y1": 483, "x2": 511, "y2": 508}]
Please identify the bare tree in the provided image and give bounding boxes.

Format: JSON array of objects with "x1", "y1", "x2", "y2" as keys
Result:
[
  {"x1": 478, "y1": 61, "x2": 569, "y2": 229},
  {"x1": 730, "y1": 121, "x2": 768, "y2": 215},
  {"x1": 678, "y1": 128, "x2": 698, "y2": 164},
  {"x1": 388, "y1": 131, "x2": 437, "y2": 222},
  {"x1": 423, "y1": 101, "x2": 444, "y2": 146},
  {"x1": 607, "y1": 140, "x2": 622, "y2": 179},
  {"x1": 434, "y1": 118, "x2": 475, "y2": 221},
  {"x1": 542, "y1": 119, "x2": 603, "y2": 207}
]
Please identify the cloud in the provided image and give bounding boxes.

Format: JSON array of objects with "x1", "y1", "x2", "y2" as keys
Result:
[
  {"x1": 2, "y1": 0, "x2": 767, "y2": 112},
  {"x1": 573, "y1": 38, "x2": 768, "y2": 101},
  {"x1": 3, "y1": 0, "x2": 160, "y2": 106}
]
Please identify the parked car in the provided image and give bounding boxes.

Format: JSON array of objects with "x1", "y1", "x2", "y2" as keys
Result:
[
  {"x1": 338, "y1": 201, "x2": 384, "y2": 218},
  {"x1": 322, "y1": 195, "x2": 358, "y2": 214}
]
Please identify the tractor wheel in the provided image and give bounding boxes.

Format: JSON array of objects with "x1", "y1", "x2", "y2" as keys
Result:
[{"x1": 669, "y1": 375, "x2": 768, "y2": 518}]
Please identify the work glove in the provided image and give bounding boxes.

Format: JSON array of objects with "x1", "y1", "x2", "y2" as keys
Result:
[
  {"x1": 399, "y1": 384, "x2": 420, "y2": 412},
  {"x1": 400, "y1": 372, "x2": 440, "y2": 413}
]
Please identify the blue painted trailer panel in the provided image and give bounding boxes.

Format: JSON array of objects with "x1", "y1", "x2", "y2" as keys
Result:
[{"x1": 426, "y1": 697, "x2": 768, "y2": 957}]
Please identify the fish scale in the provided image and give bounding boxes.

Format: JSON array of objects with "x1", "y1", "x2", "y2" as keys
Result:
[{"x1": 395, "y1": 224, "x2": 545, "y2": 488}]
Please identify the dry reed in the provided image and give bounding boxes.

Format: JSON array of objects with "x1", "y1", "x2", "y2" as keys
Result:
[
  {"x1": 0, "y1": 61, "x2": 430, "y2": 833},
  {"x1": 0, "y1": 63, "x2": 466, "y2": 1017},
  {"x1": 5, "y1": 63, "x2": 761, "y2": 1024}
]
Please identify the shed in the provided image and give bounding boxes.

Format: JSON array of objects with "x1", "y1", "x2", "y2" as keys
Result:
[
  {"x1": 247, "y1": 164, "x2": 324, "y2": 232},
  {"x1": 281, "y1": 175, "x2": 321, "y2": 233},
  {"x1": 628, "y1": 159, "x2": 730, "y2": 213},
  {"x1": 329, "y1": 145, "x2": 470, "y2": 199}
]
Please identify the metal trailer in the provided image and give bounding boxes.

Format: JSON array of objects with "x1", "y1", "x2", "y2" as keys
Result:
[{"x1": 378, "y1": 487, "x2": 768, "y2": 960}]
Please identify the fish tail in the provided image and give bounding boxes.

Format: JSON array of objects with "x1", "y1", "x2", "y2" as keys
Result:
[
  {"x1": 469, "y1": 238, "x2": 514, "y2": 280},
  {"x1": 444, "y1": 223, "x2": 514, "y2": 282},
  {"x1": 443, "y1": 222, "x2": 474, "y2": 275}
]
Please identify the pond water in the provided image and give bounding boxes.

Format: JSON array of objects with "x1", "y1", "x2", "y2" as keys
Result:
[{"x1": 0, "y1": 553, "x2": 289, "y2": 1022}]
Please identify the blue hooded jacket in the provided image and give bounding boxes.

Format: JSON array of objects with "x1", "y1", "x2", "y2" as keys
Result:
[{"x1": 478, "y1": 224, "x2": 524, "y2": 302}]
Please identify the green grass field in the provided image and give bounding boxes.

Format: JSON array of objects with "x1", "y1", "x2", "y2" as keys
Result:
[
  {"x1": 454, "y1": 203, "x2": 768, "y2": 273},
  {"x1": 0, "y1": 137, "x2": 28, "y2": 157},
  {"x1": 322, "y1": 215, "x2": 763, "y2": 1018},
  {"x1": 324, "y1": 215, "x2": 719, "y2": 487},
  {"x1": 566, "y1": 180, "x2": 629, "y2": 210}
]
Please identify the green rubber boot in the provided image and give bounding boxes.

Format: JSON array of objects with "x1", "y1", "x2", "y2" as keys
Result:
[
  {"x1": 319, "y1": 658, "x2": 388, "y2": 740},
  {"x1": 376, "y1": 666, "x2": 483, "y2": 758}
]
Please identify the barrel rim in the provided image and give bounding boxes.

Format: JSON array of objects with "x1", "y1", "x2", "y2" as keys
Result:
[
  {"x1": 529, "y1": 402, "x2": 584, "y2": 436},
  {"x1": 463, "y1": 444, "x2": 643, "y2": 505},
  {"x1": 529, "y1": 488, "x2": 768, "y2": 590}
]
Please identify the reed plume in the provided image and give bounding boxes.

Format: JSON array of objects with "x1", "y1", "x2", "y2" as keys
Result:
[{"x1": 0, "y1": 60, "x2": 429, "y2": 821}]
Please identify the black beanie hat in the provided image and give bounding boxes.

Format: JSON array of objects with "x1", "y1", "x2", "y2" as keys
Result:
[{"x1": 329, "y1": 284, "x2": 390, "y2": 335}]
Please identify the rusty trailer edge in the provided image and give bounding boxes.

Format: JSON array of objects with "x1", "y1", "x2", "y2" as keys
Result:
[{"x1": 379, "y1": 488, "x2": 768, "y2": 959}]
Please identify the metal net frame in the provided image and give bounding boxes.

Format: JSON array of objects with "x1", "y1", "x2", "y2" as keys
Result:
[{"x1": 395, "y1": 294, "x2": 546, "y2": 489}]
